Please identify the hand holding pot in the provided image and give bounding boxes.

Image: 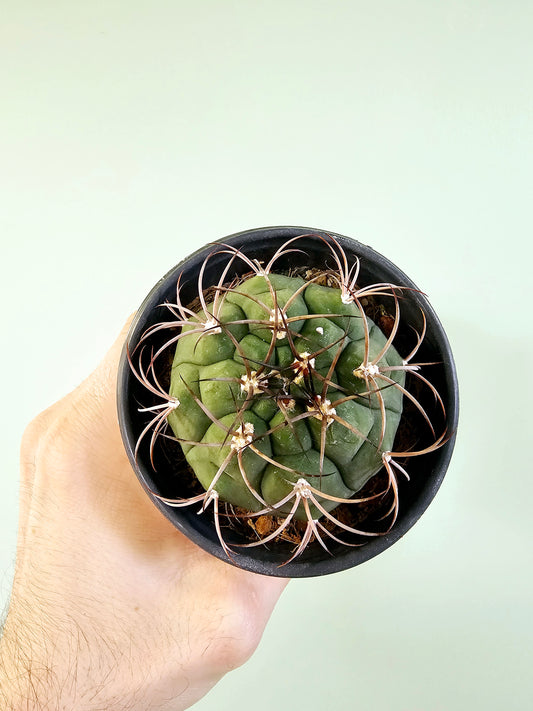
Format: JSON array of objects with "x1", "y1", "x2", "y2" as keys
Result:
[{"x1": 0, "y1": 319, "x2": 288, "y2": 711}]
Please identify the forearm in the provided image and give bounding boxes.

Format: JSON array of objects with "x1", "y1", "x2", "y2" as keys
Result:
[
  {"x1": 0, "y1": 603, "x2": 60, "y2": 711},
  {"x1": 0, "y1": 600, "x2": 100, "y2": 711},
  {"x1": 0, "y1": 591, "x2": 234, "y2": 711},
  {"x1": 0, "y1": 602, "x2": 182, "y2": 711}
]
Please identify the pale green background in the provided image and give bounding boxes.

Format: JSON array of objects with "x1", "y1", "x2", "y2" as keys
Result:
[{"x1": 1, "y1": 2, "x2": 532, "y2": 709}]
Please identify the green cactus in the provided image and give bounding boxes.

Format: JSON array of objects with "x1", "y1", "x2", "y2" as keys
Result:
[
  {"x1": 131, "y1": 235, "x2": 446, "y2": 563},
  {"x1": 167, "y1": 270, "x2": 405, "y2": 520}
]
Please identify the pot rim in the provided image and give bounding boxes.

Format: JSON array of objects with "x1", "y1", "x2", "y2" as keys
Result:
[{"x1": 117, "y1": 226, "x2": 459, "y2": 577}]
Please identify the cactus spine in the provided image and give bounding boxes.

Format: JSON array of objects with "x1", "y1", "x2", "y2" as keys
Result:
[{"x1": 130, "y1": 235, "x2": 446, "y2": 564}]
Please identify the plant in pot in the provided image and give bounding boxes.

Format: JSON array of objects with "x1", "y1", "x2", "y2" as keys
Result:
[{"x1": 117, "y1": 227, "x2": 458, "y2": 577}]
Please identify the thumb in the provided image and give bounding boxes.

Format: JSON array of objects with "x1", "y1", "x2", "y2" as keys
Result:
[
  {"x1": 76, "y1": 314, "x2": 135, "y2": 421},
  {"x1": 19, "y1": 315, "x2": 135, "y2": 509}
]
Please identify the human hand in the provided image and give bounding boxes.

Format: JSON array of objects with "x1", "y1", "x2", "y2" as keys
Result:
[{"x1": 0, "y1": 319, "x2": 288, "y2": 711}]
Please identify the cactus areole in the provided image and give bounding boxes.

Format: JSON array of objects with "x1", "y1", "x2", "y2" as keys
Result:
[{"x1": 118, "y1": 228, "x2": 458, "y2": 576}]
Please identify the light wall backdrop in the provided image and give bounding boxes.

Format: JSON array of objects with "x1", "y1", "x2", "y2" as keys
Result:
[{"x1": 1, "y1": 2, "x2": 531, "y2": 709}]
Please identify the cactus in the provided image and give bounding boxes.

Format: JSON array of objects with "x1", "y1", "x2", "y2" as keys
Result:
[{"x1": 129, "y1": 235, "x2": 446, "y2": 564}]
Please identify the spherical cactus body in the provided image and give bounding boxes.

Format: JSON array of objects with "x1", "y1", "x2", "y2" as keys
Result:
[{"x1": 167, "y1": 272, "x2": 405, "y2": 521}]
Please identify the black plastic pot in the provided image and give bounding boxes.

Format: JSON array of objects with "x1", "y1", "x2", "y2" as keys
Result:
[{"x1": 117, "y1": 226, "x2": 459, "y2": 577}]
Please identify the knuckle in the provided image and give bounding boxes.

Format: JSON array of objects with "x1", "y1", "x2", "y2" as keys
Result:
[
  {"x1": 199, "y1": 593, "x2": 262, "y2": 672},
  {"x1": 20, "y1": 400, "x2": 75, "y2": 477},
  {"x1": 20, "y1": 410, "x2": 53, "y2": 476},
  {"x1": 21, "y1": 412, "x2": 48, "y2": 454}
]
